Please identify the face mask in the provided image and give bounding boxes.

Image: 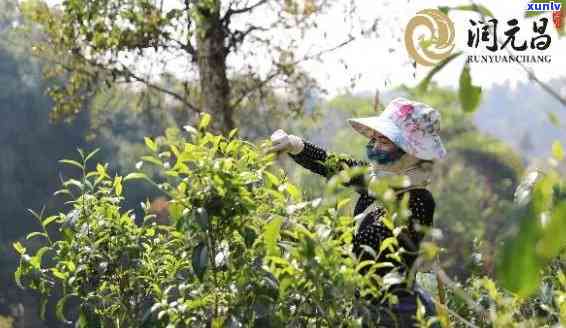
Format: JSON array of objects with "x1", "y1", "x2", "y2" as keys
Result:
[{"x1": 366, "y1": 139, "x2": 405, "y2": 165}]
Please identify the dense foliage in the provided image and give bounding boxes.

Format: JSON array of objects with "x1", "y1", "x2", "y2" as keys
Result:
[
  {"x1": 15, "y1": 115, "x2": 433, "y2": 327},
  {"x1": 13, "y1": 113, "x2": 566, "y2": 327}
]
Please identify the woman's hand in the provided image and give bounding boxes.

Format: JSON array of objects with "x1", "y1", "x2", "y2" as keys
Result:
[{"x1": 268, "y1": 129, "x2": 304, "y2": 155}]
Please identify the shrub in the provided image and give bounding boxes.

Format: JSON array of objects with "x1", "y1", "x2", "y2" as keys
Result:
[{"x1": 13, "y1": 115, "x2": 402, "y2": 327}]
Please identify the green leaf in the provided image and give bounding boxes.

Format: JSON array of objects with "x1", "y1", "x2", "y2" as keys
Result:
[
  {"x1": 253, "y1": 295, "x2": 273, "y2": 319},
  {"x1": 195, "y1": 207, "x2": 209, "y2": 232},
  {"x1": 538, "y1": 201, "x2": 566, "y2": 258},
  {"x1": 241, "y1": 226, "x2": 257, "y2": 248},
  {"x1": 552, "y1": 140, "x2": 564, "y2": 161},
  {"x1": 183, "y1": 124, "x2": 198, "y2": 135},
  {"x1": 199, "y1": 113, "x2": 211, "y2": 130},
  {"x1": 42, "y1": 215, "x2": 58, "y2": 228},
  {"x1": 458, "y1": 64, "x2": 482, "y2": 113},
  {"x1": 13, "y1": 241, "x2": 26, "y2": 255},
  {"x1": 337, "y1": 198, "x2": 351, "y2": 210},
  {"x1": 30, "y1": 246, "x2": 50, "y2": 269},
  {"x1": 26, "y1": 232, "x2": 48, "y2": 240},
  {"x1": 547, "y1": 112, "x2": 561, "y2": 127},
  {"x1": 56, "y1": 293, "x2": 75, "y2": 324},
  {"x1": 360, "y1": 245, "x2": 378, "y2": 259},
  {"x1": 263, "y1": 171, "x2": 280, "y2": 187},
  {"x1": 113, "y1": 176, "x2": 123, "y2": 196},
  {"x1": 145, "y1": 137, "x2": 157, "y2": 152},
  {"x1": 416, "y1": 52, "x2": 462, "y2": 94},
  {"x1": 379, "y1": 237, "x2": 398, "y2": 254},
  {"x1": 84, "y1": 148, "x2": 100, "y2": 163},
  {"x1": 286, "y1": 183, "x2": 301, "y2": 202},
  {"x1": 63, "y1": 179, "x2": 84, "y2": 191},
  {"x1": 497, "y1": 210, "x2": 541, "y2": 297},
  {"x1": 264, "y1": 217, "x2": 283, "y2": 256},
  {"x1": 54, "y1": 189, "x2": 72, "y2": 197},
  {"x1": 355, "y1": 260, "x2": 376, "y2": 273},
  {"x1": 51, "y1": 268, "x2": 67, "y2": 280},
  {"x1": 192, "y1": 242, "x2": 208, "y2": 281},
  {"x1": 27, "y1": 208, "x2": 44, "y2": 221},
  {"x1": 14, "y1": 265, "x2": 23, "y2": 289},
  {"x1": 141, "y1": 156, "x2": 162, "y2": 166},
  {"x1": 96, "y1": 163, "x2": 108, "y2": 178},
  {"x1": 124, "y1": 172, "x2": 150, "y2": 182},
  {"x1": 59, "y1": 159, "x2": 84, "y2": 170}
]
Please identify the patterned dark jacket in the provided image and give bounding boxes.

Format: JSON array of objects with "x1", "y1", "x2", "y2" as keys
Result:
[{"x1": 289, "y1": 140, "x2": 435, "y2": 279}]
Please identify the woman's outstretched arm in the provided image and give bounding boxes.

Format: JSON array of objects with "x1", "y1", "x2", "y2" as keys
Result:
[{"x1": 289, "y1": 139, "x2": 369, "y2": 191}]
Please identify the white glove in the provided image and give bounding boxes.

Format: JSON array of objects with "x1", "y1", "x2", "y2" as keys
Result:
[{"x1": 268, "y1": 129, "x2": 304, "y2": 155}]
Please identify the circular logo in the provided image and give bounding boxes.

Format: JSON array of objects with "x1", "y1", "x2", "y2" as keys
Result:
[{"x1": 404, "y1": 9, "x2": 455, "y2": 66}]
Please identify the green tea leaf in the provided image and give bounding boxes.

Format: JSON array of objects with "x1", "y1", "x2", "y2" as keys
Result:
[
  {"x1": 27, "y1": 231, "x2": 48, "y2": 240},
  {"x1": 42, "y1": 215, "x2": 58, "y2": 228},
  {"x1": 552, "y1": 140, "x2": 564, "y2": 161},
  {"x1": 199, "y1": 113, "x2": 211, "y2": 130},
  {"x1": 192, "y1": 242, "x2": 208, "y2": 281},
  {"x1": 56, "y1": 293, "x2": 75, "y2": 324},
  {"x1": 286, "y1": 183, "x2": 301, "y2": 202},
  {"x1": 113, "y1": 176, "x2": 123, "y2": 196},
  {"x1": 195, "y1": 207, "x2": 209, "y2": 232},
  {"x1": 13, "y1": 241, "x2": 26, "y2": 255},
  {"x1": 538, "y1": 201, "x2": 566, "y2": 258},
  {"x1": 124, "y1": 172, "x2": 150, "y2": 182},
  {"x1": 59, "y1": 159, "x2": 84, "y2": 170},
  {"x1": 497, "y1": 211, "x2": 541, "y2": 297},
  {"x1": 141, "y1": 156, "x2": 162, "y2": 166},
  {"x1": 84, "y1": 148, "x2": 100, "y2": 163},
  {"x1": 263, "y1": 171, "x2": 280, "y2": 187},
  {"x1": 144, "y1": 137, "x2": 157, "y2": 152},
  {"x1": 264, "y1": 216, "x2": 283, "y2": 256},
  {"x1": 14, "y1": 265, "x2": 23, "y2": 289},
  {"x1": 337, "y1": 198, "x2": 351, "y2": 210},
  {"x1": 459, "y1": 64, "x2": 482, "y2": 113},
  {"x1": 30, "y1": 246, "x2": 50, "y2": 269},
  {"x1": 241, "y1": 226, "x2": 257, "y2": 248},
  {"x1": 547, "y1": 111, "x2": 560, "y2": 127}
]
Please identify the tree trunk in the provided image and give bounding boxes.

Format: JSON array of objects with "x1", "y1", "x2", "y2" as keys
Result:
[{"x1": 195, "y1": 2, "x2": 233, "y2": 135}]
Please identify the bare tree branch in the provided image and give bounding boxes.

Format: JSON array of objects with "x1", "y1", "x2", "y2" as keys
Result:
[
  {"x1": 225, "y1": 24, "x2": 268, "y2": 53},
  {"x1": 224, "y1": 0, "x2": 269, "y2": 19},
  {"x1": 46, "y1": 49, "x2": 201, "y2": 114},
  {"x1": 515, "y1": 60, "x2": 566, "y2": 107},
  {"x1": 301, "y1": 34, "x2": 356, "y2": 62},
  {"x1": 230, "y1": 69, "x2": 281, "y2": 109},
  {"x1": 170, "y1": 39, "x2": 197, "y2": 62},
  {"x1": 119, "y1": 67, "x2": 201, "y2": 113},
  {"x1": 230, "y1": 34, "x2": 356, "y2": 111}
]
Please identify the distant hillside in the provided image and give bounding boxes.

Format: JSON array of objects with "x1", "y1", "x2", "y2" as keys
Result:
[{"x1": 474, "y1": 78, "x2": 566, "y2": 164}]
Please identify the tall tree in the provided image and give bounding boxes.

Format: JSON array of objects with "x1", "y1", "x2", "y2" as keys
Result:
[{"x1": 20, "y1": 0, "x2": 358, "y2": 134}]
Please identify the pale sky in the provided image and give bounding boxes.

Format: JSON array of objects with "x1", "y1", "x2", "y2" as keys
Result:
[{"x1": 42, "y1": 0, "x2": 566, "y2": 99}]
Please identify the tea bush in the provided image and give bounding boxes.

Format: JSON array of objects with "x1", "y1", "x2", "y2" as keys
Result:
[
  {"x1": 14, "y1": 115, "x2": 413, "y2": 327},
  {"x1": 14, "y1": 114, "x2": 566, "y2": 327}
]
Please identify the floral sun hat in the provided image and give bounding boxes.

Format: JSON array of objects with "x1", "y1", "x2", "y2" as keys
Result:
[{"x1": 347, "y1": 97, "x2": 447, "y2": 161}]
